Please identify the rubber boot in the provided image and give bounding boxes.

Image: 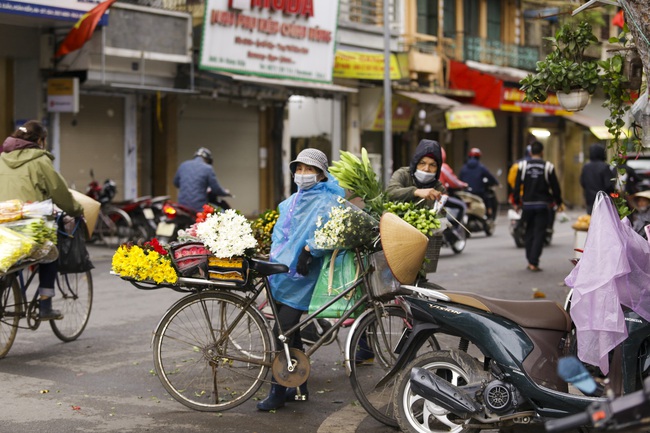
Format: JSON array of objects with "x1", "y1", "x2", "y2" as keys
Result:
[
  {"x1": 257, "y1": 381, "x2": 287, "y2": 411},
  {"x1": 39, "y1": 297, "x2": 63, "y2": 321},
  {"x1": 285, "y1": 382, "x2": 309, "y2": 402}
]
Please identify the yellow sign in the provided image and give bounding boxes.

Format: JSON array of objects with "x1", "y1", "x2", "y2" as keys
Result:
[
  {"x1": 47, "y1": 78, "x2": 79, "y2": 113},
  {"x1": 445, "y1": 108, "x2": 496, "y2": 130},
  {"x1": 333, "y1": 51, "x2": 401, "y2": 80}
]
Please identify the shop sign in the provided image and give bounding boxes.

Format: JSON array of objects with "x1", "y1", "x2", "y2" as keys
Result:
[
  {"x1": 500, "y1": 86, "x2": 573, "y2": 116},
  {"x1": 333, "y1": 51, "x2": 401, "y2": 80},
  {"x1": 370, "y1": 94, "x2": 417, "y2": 132},
  {"x1": 0, "y1": 1, "x2": 108, "y2": 23},
  {"x1": 200, "y1": 0, "x2": 339, "y2": 83},
  {"x1": 445, "y1": 108, "x2": 496, "y2": 129},
  {"x1": 47, "y1": 78, "x2": 79, "y2": 113}
]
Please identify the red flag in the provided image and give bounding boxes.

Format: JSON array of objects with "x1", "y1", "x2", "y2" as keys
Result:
[
  {"x1": 612, "y1": 9, "x2": 625, "y2": 28},
  {"x1": 55, "y1": 0, "x2": 118, "y2": 58}
]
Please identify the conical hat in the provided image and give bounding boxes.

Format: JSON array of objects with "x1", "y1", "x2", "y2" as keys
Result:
[{"x1": 379, "y1": 212, "x2": 429, "y2": 284}]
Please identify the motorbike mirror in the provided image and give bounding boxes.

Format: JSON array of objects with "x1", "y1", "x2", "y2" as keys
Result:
[
  {"x1": 90, "y1": 168, "x2": 95, "y2": 179},
  {"x1": 558, "y1": 356, "x2": 597, "y2": 395},
  {"x1": 496, "y1": 168, "x2": 503, "y2": 177}
]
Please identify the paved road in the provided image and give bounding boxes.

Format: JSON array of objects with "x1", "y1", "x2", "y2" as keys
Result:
[{"x1": 0, "y1": 210, "x2": 582, "y2": 433}]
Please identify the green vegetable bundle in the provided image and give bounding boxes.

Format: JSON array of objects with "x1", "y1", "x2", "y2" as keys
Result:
[
  {"x1": 329, "y1": 148, "x2": 386, "y2": 219},
  {"x1": 5, "y1": 218, "x2": 57, "y2": 246},
  {"x1": 384, "y1": 201, "x2": 442, "y2": 237}
]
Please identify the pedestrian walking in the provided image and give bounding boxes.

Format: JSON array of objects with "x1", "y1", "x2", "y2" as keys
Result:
[
  {"x1": 513, "y1": 141, "x2": 564, "y2": 272},
  {"x1": 580, "y1": 143, "x2": 615, "y2": 214}
]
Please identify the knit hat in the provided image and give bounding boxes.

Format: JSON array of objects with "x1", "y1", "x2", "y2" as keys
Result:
[
  {"x1": 379, "y1": 212, "x2": 428, "y2": 285},
  {"x1": 290, "y1": 149, "x2": 329, "y2": 178}
]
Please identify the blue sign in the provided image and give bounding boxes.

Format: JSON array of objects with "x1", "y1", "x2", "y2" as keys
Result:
[{"x1": 0, "y1": 1, "x2": 108, "y2": 24}]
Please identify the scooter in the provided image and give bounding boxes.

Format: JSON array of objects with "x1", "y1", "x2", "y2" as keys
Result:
[
  {"x1": 508, "y1": 205, "x2": 555, "y2": 248},
  {"x1": 435, "y1": 195, "x2": 467, "y2": 254},
  {"x1": 155, "y1": 193, "x2": 233, "y2": 244},
  {"x1": 383, "y1": 285, "x2": 650, "y2": 433},
  {"x1": 454, "y1": 189, "x2": 493, "y2": 237}
]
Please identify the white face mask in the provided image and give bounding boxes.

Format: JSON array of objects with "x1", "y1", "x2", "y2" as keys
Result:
[
  {"x1": 414, "y1": 169, "x2": 436, "y2": 184},
  {"x1": 294, "y1": 174, "x2": 319, "y2": 190}
]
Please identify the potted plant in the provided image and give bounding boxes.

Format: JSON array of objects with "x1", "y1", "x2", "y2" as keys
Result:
[{"x1": 520, "y1": 21, "x2": 600, "y2": 112}]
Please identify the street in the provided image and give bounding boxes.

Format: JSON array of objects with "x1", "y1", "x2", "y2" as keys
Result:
[{"x1": 0, "y1": 209, "x2": 580, "y2": 433}]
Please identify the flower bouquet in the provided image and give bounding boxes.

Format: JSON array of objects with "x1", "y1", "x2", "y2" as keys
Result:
[
  {"x1": 313, "y1": 197, "x2": 379, "y2": 251},
  {"x1": 112, "y1": 238, "x2": 178, "y2": 284},
  {"x1": 251, "y1": 208, "x2": 279, "y2": 257},
  {"x1": 194, "y1": 209, "x2": 257, "y2": 258}
]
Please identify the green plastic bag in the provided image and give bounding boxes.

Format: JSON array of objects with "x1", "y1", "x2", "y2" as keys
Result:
[{"x1": 308, "y1": 249, "x2": 365, "y2": 319}]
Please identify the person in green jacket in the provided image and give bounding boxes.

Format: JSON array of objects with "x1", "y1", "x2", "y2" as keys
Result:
[
  {"x1": 0, "y1": 120, "x2": 83, "y2": 320},
  {"x1": 386, "y1": 139, "x2": 446, "y2": 205}
]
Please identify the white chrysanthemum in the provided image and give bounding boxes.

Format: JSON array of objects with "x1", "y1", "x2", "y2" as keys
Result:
[{"x1": 195, "y1": 209, "x2": 257, "y2": 258}]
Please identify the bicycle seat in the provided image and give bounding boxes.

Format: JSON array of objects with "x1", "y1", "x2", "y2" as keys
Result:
[{"x1": 249, "y1": 259, "x2": 288, "y2": 276}]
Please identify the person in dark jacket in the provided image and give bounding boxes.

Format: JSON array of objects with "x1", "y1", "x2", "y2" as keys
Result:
[
  {"x1": 173, "y1": 147, "x2": 229, "y2": 213},
  {"x1": 513, "y1": 141, "x2": 564, "y2": 272},
  {"x1": 386, "y1": 139, "x2": 446, "y2": 205},
  {"x1": 580, "y1": 143, "x2": 615, "y2": 214},
  {"x1": 0, "y1": 120, "x2": 84, "y2": 320},
  {"x1": 459, "y1": 147, "x2": 499, "y2": 206}
]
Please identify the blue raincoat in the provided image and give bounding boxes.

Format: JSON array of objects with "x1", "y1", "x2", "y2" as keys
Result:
[{"x1": 269, "y1": 177, "x2": 344, "y2": 310}]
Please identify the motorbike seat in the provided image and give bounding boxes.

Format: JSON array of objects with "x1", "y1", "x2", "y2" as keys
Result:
[
  {"x1": 444, "y1": 291, "x2": 571, "y2": 332},
  {"x1": 249, "y1": 259, "x2": 289, "y2": 276}
]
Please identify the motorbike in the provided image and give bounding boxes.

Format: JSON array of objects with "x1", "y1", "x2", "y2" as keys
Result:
[
  {"x1": 155, "y1": 193, "x2": 232, "y2": 244},
  {"x1": 546, "y1": 358, "x2": 650, "y2": 432},
  {"x1": 454, "y1": 189, "x2": 494, "y2": 237},
  {"x1": 382, "y1": 283, "x2": 650, "y2": 433},
  {"x1": 436, "y1": 195, "x2": 468, "y2": 254},
  {"x1": 508, "y1": 205, "x2": 555, "y2": 248}
]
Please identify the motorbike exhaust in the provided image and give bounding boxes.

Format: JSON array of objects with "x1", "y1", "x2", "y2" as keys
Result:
[{"x1": 410, "y1": 367, "x2": 482, "y2": 416}]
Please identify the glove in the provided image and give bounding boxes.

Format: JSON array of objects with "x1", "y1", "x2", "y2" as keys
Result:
[{"x1": 296, "y1": 248, "x2": 313, "y2": 276}]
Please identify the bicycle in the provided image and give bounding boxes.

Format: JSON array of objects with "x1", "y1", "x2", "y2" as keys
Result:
[
  {"x1": 0, "y1": 258, "x2": 93, "y2": 358},
  {"x1": 116, "y1": 245, "x2": 441, "y2": 426}
]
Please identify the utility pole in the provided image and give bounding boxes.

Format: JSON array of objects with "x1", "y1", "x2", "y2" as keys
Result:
[{"x1": 383, "y1": 0, "x2": 393, "y2": 186}]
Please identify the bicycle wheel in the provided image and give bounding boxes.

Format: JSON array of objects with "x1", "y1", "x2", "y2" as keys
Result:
[
  {"x1": 153, "y1": 291, "x2": 273, "y2": 412},
  {"x1": 0, "y1": 275, "x2": 21, "y2": 359},
  {"x1": 99, "y1": 207, "x2": 133, "y2": 248},
  {"x1": 348, "y1": 305, "x2": 440, "y2": 427},
  {"x1": 50, "y1": 271, "x2": 93, "y2": 342}
]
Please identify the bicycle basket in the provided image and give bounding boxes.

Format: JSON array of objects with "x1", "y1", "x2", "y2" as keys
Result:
[
  {"x1": 170, "y1": 242, "x2": 210, "y2": 276},
  {"x1": 369, "y1": 250, "x2": 400, "y2": 298},
  {"x1": 424, "y1": 235, "x2": 443, "y2": 273},
  {"x1": 207, "y1": 256, "x2": 249, "y2": 284}
]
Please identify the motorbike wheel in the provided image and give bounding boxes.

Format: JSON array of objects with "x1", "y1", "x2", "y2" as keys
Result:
[
  {"x1": 444, "y1": 227, "x2": 466, "y2": 254},
  {"x1": 513, "y1": 223, "x2": 525, "y2": 248},
  {"x1": 394, "y1": 350, "x2": 491, "y2": 433}
]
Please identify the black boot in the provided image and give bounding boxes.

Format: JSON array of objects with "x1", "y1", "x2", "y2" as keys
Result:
[
  {"x1": 257, "y1": 381, "x2": 287, "y2": 411},
  {"x1": 39, "y1": 297, "x2": 63, "y2": 321},
  {"x1": 285, "y1": 382, "x2": 309, "y2": 402}
]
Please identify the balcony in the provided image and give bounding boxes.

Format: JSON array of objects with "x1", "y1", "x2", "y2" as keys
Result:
[{"x1": 461, "y1": 37, "x2": 540, "y2": 71}]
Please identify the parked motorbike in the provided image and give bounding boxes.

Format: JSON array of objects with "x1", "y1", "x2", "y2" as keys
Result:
[
  {"x1": 508, "y1": 205, "x2": 555, "y2": 248},
  {"x1": 546, "y1": 359, "x2": 650, "y2": 432},
  {"x1": 383, "y1": 284, "x2": 650, "y2": 433}
]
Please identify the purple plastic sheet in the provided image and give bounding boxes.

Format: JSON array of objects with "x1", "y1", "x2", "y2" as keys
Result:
[{"x1": 565, "y1": 192, "x2": 650, "y2": 375}]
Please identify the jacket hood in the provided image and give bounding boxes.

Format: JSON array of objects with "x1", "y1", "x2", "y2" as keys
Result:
[
  {"x1": 0, "y1": 147, "x2": 53, "y2": 169},
  {"x1": 410, "y1": 139, "x2": 442, "y2": 182},
  {"x1": 465, "y1": 157, "x2": 480, "y2": 168},
  {"x1": 2, "y1": 137, "x2": 39, "y2": 153},
  {"x1": 588, "y1": 144, "x2": 606, "y2": 161}
]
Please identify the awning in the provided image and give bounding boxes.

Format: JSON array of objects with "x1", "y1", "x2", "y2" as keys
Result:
[
  {"x1": 229, "y1": 74, "x2": 358, "y2": 94},
  {"x1": 565, "y1": 113, "x2": 612, "y2": 140},
  {"x1": 397, "y1": 91, "x2": 461, "y2": 109},
  {"x1": 445, "y1": 104, "x2": 496, "y2": 129}
]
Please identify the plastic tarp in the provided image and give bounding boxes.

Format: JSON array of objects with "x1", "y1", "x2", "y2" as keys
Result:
[{"x1": 565, "y1": 191, "x2": 650, "y2": 374}]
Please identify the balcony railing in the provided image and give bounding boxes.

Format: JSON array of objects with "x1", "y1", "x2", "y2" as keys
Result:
[{"x1": 462, "y1": 37, "x2": 540, "y2": 71}]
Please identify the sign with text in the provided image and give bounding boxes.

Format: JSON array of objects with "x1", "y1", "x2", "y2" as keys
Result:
[
  {"x1": 333, "y1": 51, "x2": 401, "y2": 80},
  {"x1": 47, "y1": 78, "x2": 79, "y2": 113},
  {"x1": 200, "y1": 0, "x2": 339, "y2": 82},
  {"x1": 0, "y1": 1, "x2": 107, "y2": 23}
]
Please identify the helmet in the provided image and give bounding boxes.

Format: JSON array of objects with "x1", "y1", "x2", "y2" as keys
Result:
[
  {"x1": 468, "y1": 147, "x2": 482, "y2": 158},
  {"x1": 195, "y1": 147, "x2": 213, "y2": 164}
]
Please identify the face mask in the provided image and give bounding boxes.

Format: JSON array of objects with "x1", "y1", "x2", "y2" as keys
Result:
[
  {"x1": 414, "y1": 169, "x2": 436, "y2": 184},
  {"x1": 294, "y1": 174, "x2": 319, "y2": 190}
]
